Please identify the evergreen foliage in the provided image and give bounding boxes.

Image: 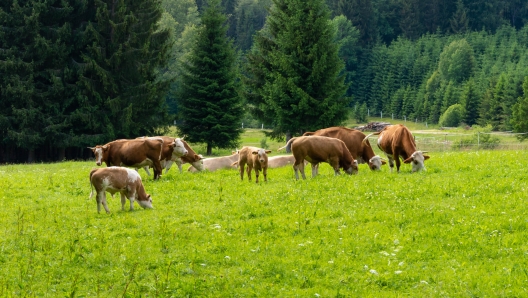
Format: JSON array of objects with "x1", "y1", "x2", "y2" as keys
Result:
[
  {"x1": 461, "y1": 78, "x2": 480, "y2": 125},
  {"x1": 511, "y1": 77, "x2": 528, "y2": 141},
  {"x1": 243, "y1": 0, "x2": 349, "y2": 139},
  {"x1": 177, "y1": 0, "x2": 243, "y2": 155}
]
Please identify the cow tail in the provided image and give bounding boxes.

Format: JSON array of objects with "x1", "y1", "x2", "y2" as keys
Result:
[
  {"x1": 89, "y1": 169, "x2": 98, "y2": 199},
  {"x1": 362, "y1": 132, "x2": 380, "y2": 145},
  {"x1": 277, "y1": 137, "x2": 297, "y2": 152}
]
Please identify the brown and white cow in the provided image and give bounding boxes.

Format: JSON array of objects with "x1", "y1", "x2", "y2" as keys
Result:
[
  {"x1": 138, "y1": 136, "x2": 189, "y2": 175},
  {"x1": 363, "y1": 124, "x2": 430, "y2": 173},
  {"x1": 170, "y1": 139, "x2": 204, "y2": 173},
  {"x1": 232, "y1": 146, "x2": 271, "y2": 183},
  {"x1": 88, "y1": 138, "x2": 165, "y2": 180},
  {"x1": 278, "y1": 136, "x2": 358, "y2": 180},
  {"x1": 188, "y1": 152, "x2": 239, "y2": 172},
  {"x1": 303, "y1": 126, "x2": 386, "y2": 171},
  {"x1": 89, "y1": 167, "x2": 153, "y2": 213}
]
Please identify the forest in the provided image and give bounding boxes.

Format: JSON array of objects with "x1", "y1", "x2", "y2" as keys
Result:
[{"x1": 2, "y1": 0, "x2": 528, "y2": 162}]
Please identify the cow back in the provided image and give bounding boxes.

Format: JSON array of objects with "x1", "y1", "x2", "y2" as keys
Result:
[{"x1": 378, "y1": 124, "x2": 417, "y2": 159}]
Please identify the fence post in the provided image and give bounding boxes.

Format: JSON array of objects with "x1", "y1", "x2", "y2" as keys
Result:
[
  {"x1": 242, "y1": 122, "x2": 244, "y2": 129},
  {"x1": 477, "y1": 132, "x2": 480, "y2": 149},
  {"x1": 381, "y1": 111, "x2": 383, "y2": 118},
  {"x1": 368, "y1": 109, "x2": 370, "y2": 117}
]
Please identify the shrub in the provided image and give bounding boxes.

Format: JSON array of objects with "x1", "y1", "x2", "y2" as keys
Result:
[{"x1": 439, "y1": 104, "x2": 465, "y2": 127}]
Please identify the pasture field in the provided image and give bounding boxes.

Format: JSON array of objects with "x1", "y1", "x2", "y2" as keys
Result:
[{"x1": 1, "y1": 150, "x2": 527, "y2": 297}]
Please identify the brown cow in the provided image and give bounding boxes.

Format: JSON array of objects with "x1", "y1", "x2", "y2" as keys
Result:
[
  {"x1": 88, "y1": 138, "x2": 165, "y2": 180},
  {"x1": 89, "y1": 167, "x2": 153, "y2": 213},
  {"x1": 278, "y1": 136, "x2": 358, "y2": 180},
  {"x1": 303, "y1": 126, "x2": 386, "y2": 171},
  {"x1": 188, "y1": 152, "x2": 239, "y2": 172},
  {"x1": 138, "y1": 136, "x2": 189, "y2": 175},
  {"x1": 363, "y1": 124, "x2": 430, "y2": 173},
  {"x1": 233, "y1": 146, "x2": 271, "y2": 183}
]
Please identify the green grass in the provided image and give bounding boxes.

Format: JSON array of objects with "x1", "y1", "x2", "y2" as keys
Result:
[{"x1": 1, "y1": 150, "x2": 528, "y2": 297}]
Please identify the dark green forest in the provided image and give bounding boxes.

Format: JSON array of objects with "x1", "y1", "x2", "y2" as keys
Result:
[{"x1": 2, "y1": 0, "x2": 528, "y2": 162}]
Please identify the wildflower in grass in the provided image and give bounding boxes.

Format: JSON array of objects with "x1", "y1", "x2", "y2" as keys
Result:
[
  {"x1": 369, "y1": 269, "x2": 379, "y2": 275},
  {"x1": 225, "y1": 256, "x2": 230, "y2": 260},
  {"x1": 395, "y1": 271, "x2": 403, "y2": 274}
]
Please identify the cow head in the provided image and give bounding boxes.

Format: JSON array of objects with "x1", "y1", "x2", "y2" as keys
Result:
[
  {"x1": 252, "y1": 149, "x2": 272, "y2": 165},
  {"x1": 88, "y1": 145, "x2": 109, "y2": 166},
  {"x1": 136, "y1": 194, "x2": 154, "y2": 209},
  {"x1": 403, "y1": 151, "x2": 430, "y2": 172},
  {"x1": 368, "y1": 155, "x2": 387, "y2": 171},
  {"x1": 191, "y1": 154, "x2": 205, "y2": 171},
  {"x1": 344, "y1": 159, "x2": 359, "y2": 175},
  {"x1": 171, "y1": 138, "x2": 188, "y2": 157}
]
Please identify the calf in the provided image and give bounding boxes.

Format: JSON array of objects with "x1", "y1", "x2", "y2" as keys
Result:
[
  {"x1": 363, "y1": 124, "x2": 430, "y2": 173},
  {"x1": 89, "y1": 167, "x2": 153, "y2": 213},
  {"x1": 278, "y1": 136, "x2": 358, "y2": 180},
  {"x1": 233, "y1": 146, "x2": 271, "y2": 183}
]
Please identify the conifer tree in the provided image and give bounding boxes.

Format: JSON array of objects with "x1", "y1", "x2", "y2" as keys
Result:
[
  {"x1": 79, "y1": 0, "x2": 172, "y2": 140},
  {"x1": 461, "y1": 78, "x2": 479, "y2": 126},
  {"x1": 243, "y1": 0, "x2": 349, "y2": 141},
  {"x1": 511, "y1": 76, "x2": 528, "y2": 140},
  {"x1": 177, "y1": 0, "x2": 243, "y2": 155}
]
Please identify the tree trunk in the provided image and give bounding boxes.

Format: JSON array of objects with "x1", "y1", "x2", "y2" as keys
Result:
[
  {"x1": 207, "y1": 143, "x2": 212, "y2": 155},
  {"x1": 27, "y1": 149, "x2": 35, "y2": 163},
  {"x1": 58, "y1": 147, "x2": 65, "y2": 161}
]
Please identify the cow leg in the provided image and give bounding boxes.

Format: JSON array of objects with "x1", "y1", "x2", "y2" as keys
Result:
[
  {"x1": 395, "y1": 156, "x2": 401, "y2": 173},
  {"x1": 153, "y1": 160, "x2": 163, "y2": 180},
  {"x1": 298, "y1": 161, "x2": 307, "y2": 180},
  {"x1": 120, "y1": 193, "x2": 127, "y2": 211},
  {"x1": 143, "y1": 167, "x2": 151, "y2": 176},
  {"x1": 386, "y1": 155, "x2": 395, "y2": 173},
  {"x1": 293, "y1": 164, "x2": 300, "y2": 180},
  {"x1": 95, "y1": 191, "x2": 103, "y2": 214},
  {"x1": 246, "y1": 165, "x2": 252, "y2": 181},
  {"x1": 263, "y1": 167, "x2": 267, "y2": 182},
  {"x1": 100, "y1": 192, "x2": 110, "y2": 214},
  {"x1": 239, "y1": 162, "x2": 245, "y2": 180},
  {"x1": 255, "y1": 168, "x2": 259, "y2": 183},
  {"x1": 128, "y1": 188, "x2": 137, "y2": 211},
  {"x1": 175, "y1": 158, "x2": 184, "y2": 173},
  {"x1": 311, "y1": 163, "x2": 318, "y2": 178}
]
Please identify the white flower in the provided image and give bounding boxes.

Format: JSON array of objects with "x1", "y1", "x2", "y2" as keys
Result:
[
  {"x1": 369, "y1": 269, "x2": 378, "y2": 275},
  {"x1": 394, "y1": 271, "x2": 403, "y2": 274}
]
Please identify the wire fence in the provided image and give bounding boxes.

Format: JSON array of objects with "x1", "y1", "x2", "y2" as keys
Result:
[{"x1": 411, "y1": 131, "x2": 528, "y2": 152}]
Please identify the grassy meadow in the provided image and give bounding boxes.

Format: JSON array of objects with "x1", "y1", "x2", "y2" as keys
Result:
[{"x1": 1, "y1": 137, "x2": 528, "y2": 296}]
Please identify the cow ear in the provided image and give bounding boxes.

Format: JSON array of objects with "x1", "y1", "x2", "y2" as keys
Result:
[
  {"x1": 403, "y1": 157, "x2": 413, "y2": 164},
  {"x1": 252, "y1": 151, "x2": 258, "y2": 155},
  {"x1": 381, "y1": 160, "x2": 387, "y2": 165},
  {"x1": 102, "y1": 145, "x2": 109, "y2": 151},
  {"x1": 265, "y1": 150, "x2": 272, "y2": 154},
  {"x1": 423, "y1": 155, "x2": 430, "y2": 160}
]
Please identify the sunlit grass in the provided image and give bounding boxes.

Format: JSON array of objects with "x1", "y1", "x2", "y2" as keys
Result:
[{"x1": 1, "y1": 150, "x2": 527, "y2": 296}]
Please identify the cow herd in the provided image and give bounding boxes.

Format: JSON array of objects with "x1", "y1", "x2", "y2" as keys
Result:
[{"x1": 88, "y1": 124, "x2": 430, "y2": 213}]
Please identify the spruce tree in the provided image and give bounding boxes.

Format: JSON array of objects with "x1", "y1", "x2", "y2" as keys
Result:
[
  {"x1": 461, "y1": 78, "x2": 479, "y2": 125},
  {"x1": 511, "y1": 77, "x2": 528, "y2": 140},
  {"x1": 243, "y1": 0, "x2": 349, "y2": 141},
  {"x1": 177, "y1": 0, "x2": 243, "y2": 155},
  {"x1": 78, "y1": 0, "x2": 172, "y2": 141}
]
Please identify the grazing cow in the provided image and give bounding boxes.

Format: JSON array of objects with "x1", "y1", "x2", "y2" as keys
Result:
[
  {"x1": 170, "y1": 139, "x2": 204, "y2": 173},
  {"x1": 138, "y1": 136, "x2": 189, "y2": 175},
  {"x1": 303, "y1": 126, "x2": 386, "y2": 171},
  {"x1": 363, "y1": 124, "x2": 430, "y2": 173},
  {"x1": 89, "y1": 138, "x2": 165, "y2": 180},
  {"x1": 188, "y1": 152, "x2": 239, "y2": 172},
  {"x1": 278, "y1": 136, "x2": 358, "y2": 180},
  {"x1": 89, "y1": 167, "x2": 153, "y2": 213},
  {"x1": 233, "y1": 146, "x2": 271, "y2": 183}
]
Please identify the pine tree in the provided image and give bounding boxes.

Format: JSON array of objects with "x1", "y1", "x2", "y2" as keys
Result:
[
  {"x1": 243, "y1": 0, "x2": 349, "y2": 141},
  {"x1": 461, "y1": 78, "x2": 479, "y2": 125},
  {"x1": 79, "y1": 0, "x2": 172, "y2": 141},
  {"x1": 177, "y1": 0, "x2": 243, "y2": 155},
  {"x1": 511, "y1": 76, "x2": 528, "y2": 140}
]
